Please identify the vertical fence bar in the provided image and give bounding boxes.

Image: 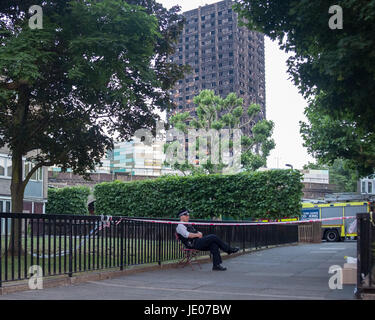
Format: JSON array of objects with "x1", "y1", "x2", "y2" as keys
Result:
[
  {"x1": 0, "y1": 216, "x2": 2, "y2": 287},
  {"x1": 68, "y1": 217, "x2": 73, "y2": 277},
  {"x1": 58, "y1": 218, "x2": 61, "y2": 275},
  {"x1": 368, "y1": 214, "x2": 373, "y2": 288},
  {"x1": 126, "y1": 220, "x2": 130, "y2": 266},
  {"x1": 42, "y1": 217, "x2": 45, "y2": 277},
  {"x1": 88, "y1": 219, "x2": 91, "y2": 271},
  {"x1": 17, "y1": 217, "x2": 21, "y2": 280},
  {"x1": 64, "y1": 217, "x2": 67, "y2": 274},
  {"x1": 108, "y1": 220, "x2": 111, "y2": 268},
  {"x1": 242, "y1": 225, "x2": 245, "y2": 252},
  {"x1": 78, "y1": 219, "x2": 82, "y2": 272},
  {"x1": 158, "y1": 223, "x2": 161, "y2": 266},
  {"x1": 83, "y1": 219, "x2": 87, "y2": 272},
  {"x1": 11, "y1": 217, "x2": 14, "y2": 281},
  {"x1": 91, "y1": 220, "x2": 94, "y2": 271},
  {"x1": 5, "y1": 217, "x2": 8, "y2": 282},
  {"x1": 48, "y1": 217, "x2": 51, "y2": 276},
  {"x1": 140, "y1": 221, "x2": 143, "y2": 264},
  {"x1": 30, "y1": 217, "x2": 34, "y2": 273},
  {"x1": 120, "y1": 220, "x2": 124, "y2": 271},
  {"x1": 36, "y1": 217, "x2": 40, "y2": 278},
  {"x1": 101, "y1": 219, "x2": 104, "y2": 269},
  {"x1": 97, "y1": 219, "x2": 100, "y2": 270},
  {"x1": 53, "y1": 217, "x2": 56, "y2": 276},
  {"x1": 24, "y1": 217, "x2": 28, "y2": 280}
]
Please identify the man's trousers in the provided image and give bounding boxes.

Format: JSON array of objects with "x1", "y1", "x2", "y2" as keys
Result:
[{"x1": 193, "y1": 234, "x2": 231, "y2": 266}]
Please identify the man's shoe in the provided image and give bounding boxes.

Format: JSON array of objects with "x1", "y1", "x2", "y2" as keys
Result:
[
  {"x1": 228, "y1": 247, "x2": 240, "y2": 255},
  {"x1": 212, "y1": 264, "x2": 227, "y2": 271}
]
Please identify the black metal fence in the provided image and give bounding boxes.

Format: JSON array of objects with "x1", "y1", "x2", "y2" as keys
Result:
[
  {"x1": 357, "y1": 212, "x2": 375, "y2": 296},
  {"x1": 0, "y1": 213, "x2": 298, "y2": 286}
]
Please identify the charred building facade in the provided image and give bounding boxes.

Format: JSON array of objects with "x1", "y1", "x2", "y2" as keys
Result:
[{"x1": 169, "y1": 0, "x2": 266, "y2": 136}]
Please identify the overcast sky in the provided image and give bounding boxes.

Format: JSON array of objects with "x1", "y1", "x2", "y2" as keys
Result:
[{"x1": 160, "y1": 0, "x2": 315, "y2": 170}]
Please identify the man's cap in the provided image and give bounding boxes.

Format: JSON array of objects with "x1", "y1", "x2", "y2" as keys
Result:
[{"x1": 178, "y1": 209, "x2": 190, "y2": 217}]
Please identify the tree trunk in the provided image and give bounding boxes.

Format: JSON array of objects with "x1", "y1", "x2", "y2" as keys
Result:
[{"x1": 8, "y1": 151, "x2": 26, "y2": 256}]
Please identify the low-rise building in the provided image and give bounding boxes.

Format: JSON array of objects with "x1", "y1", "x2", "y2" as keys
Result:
[{"x1": 0, "y1": 146, "x2": 48, "y2": 214}]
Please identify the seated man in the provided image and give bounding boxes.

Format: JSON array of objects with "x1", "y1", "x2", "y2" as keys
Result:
[{"x1": 176, "y1": 208, "x2": 239, "y2": 271}]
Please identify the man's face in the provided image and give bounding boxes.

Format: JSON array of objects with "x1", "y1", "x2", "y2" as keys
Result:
[{"x1": 180, "y1": 214, "x2": 189, "y2": 222}]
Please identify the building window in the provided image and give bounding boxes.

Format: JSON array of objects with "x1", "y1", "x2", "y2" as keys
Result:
[
  {"x1": 0, "y1": 157, "x2": 13, "y2": 178},
  {"x1": 7, "y1": 160, "x2": 11, "y2": 177},
  {"x1": 24, "y1": 162, "x2": 43, "y2": 181},
  {"x1": 0, "y1": 158, "x2": 5, "y2": 176},
  {"x1": 368, "y1": 181, "x2": 373, "y2": 194},
  {"x1": 362, "y1": 181, "x2": 366, "y2": 193}
]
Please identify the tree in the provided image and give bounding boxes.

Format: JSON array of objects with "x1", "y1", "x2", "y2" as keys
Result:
[
  {"x1": 164, "y1": 90, "x2": 275, "y2": 174},
  {"x1": 300, "y1": 95, "x2": 375, "y2": 177},
  {"x1": 234, "y1": 0, "x2": 375, "y2": 134},
  {"x1": 0, "y1": 0, "x2": 187, "y2": 254}
]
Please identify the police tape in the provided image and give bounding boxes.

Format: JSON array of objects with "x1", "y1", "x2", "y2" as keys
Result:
[{"x1": 123, "y1": 216, "x2": 356, "y2": 226}]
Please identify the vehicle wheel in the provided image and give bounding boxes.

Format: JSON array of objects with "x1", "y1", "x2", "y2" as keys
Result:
[{"x1": 325, "y1": 230, "x2": 339, "y2": 242}]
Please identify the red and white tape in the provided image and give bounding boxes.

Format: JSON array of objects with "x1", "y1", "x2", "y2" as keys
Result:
[{"x1": 124, "y1": 216, "x2": 356, "y2": 227}]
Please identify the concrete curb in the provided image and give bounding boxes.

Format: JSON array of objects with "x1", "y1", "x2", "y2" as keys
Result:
[{"x1": 0, "y1": 242, "x2": 298, "y2": 296}]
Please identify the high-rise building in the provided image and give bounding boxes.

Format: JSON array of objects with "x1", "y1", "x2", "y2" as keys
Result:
[{"x1": 169, "y1": 0, "x2": 266, "y2": 136}]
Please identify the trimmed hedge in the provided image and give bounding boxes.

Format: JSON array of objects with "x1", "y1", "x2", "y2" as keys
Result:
[
  {"x1": 93, "y1": 170, "x2": 303, "y2": 220},
  {"x1": 46, "y1": 186, "x2": 91, "y2": 215}
]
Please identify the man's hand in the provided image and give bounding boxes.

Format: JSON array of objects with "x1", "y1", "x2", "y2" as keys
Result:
[{"x1": 188, "y1": 231, "x2": 203, "y2": 239}]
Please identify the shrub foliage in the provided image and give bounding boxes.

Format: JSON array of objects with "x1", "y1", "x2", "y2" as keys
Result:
[
  {"x1": 46, "y1": 186, "x2": 91, "y2": 215},
  {"x1": 94, "y1": 170, "x2": 303, "y2": 220}
]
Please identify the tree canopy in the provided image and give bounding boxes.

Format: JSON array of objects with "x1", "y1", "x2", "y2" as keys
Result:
[
  {"x1": 234, "y1": 0, "x2": 375, "y2": 133},
  {"x1": 165, "y1": 90, "x2": 275, "y2": 174},
  {"x1": 300, "y1": 95, "x2": 375, "y2": 177},
  {"x1": 0, "y1": 0, "x2": 187, "y2": 212}
]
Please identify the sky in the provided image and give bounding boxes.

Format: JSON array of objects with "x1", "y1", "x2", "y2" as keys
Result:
[{"x1": 159, "y1": 0, "x2": 315, "y2": 170}]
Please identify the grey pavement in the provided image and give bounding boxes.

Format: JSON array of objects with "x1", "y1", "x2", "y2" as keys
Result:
[{"x1": 0, "y1": 241, "x2": 357, "y2": 300}]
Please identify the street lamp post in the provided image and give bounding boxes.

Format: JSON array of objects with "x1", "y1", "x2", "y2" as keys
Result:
[{"x1": 285, "y1": 163, "x2": 293, "y2": 170}]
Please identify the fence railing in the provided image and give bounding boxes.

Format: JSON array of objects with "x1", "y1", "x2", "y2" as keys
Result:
[
  {"x1": 0, "y1": 213, "x2": 298, "y2": 286},
  {"x1": 357, "y1": 212, "x2": 375, "y2": 296}
]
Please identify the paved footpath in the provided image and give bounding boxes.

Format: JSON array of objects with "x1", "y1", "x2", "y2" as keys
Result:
[{"x1": 0, "y1": 241, "x2": 357, "y2": 300}]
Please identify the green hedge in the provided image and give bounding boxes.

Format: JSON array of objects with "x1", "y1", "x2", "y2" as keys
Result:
[
  {"x1": 93, "y1": 170, "x2": 303, "y2": 220},
  {"x1": 46, "y1": 186, "x2": 91, "y2": 215}
]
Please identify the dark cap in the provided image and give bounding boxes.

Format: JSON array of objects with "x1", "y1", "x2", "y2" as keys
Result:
[{"x1": 178, "y1": 209, "x2": 189, "y2": 217}]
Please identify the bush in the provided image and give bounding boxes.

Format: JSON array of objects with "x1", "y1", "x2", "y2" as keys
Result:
[
  {"x1": 93, "y1": 170, "x2": 303, "y2": 220},
  {"x1": 46, "y1": 186, "x2": 91, "y2": 215}
]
